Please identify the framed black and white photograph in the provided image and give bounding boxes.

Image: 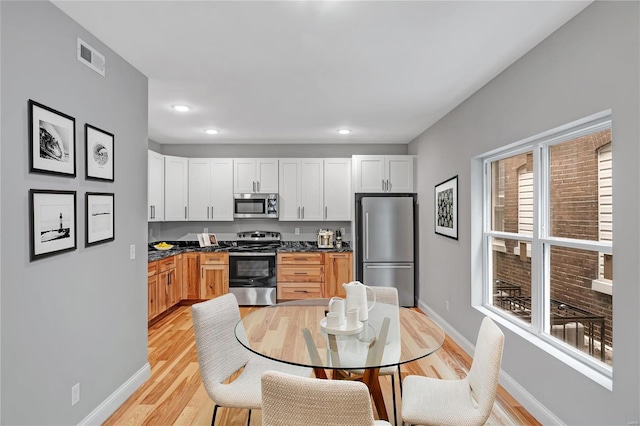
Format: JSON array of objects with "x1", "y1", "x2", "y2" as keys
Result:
[
  {"x1": 29, "y1": 189, "x2": 77, "y2": 261},
  {"x1": 434, "y1": 175, "x2": 458, "y2": 240},
  {"x1": 29, "y1": 100, "x2": 76, "y2": 177},
  {"x1": 85, "y1": 124, "x2": 114, "y2": 181},
  {"x1": 86, "y1": 192, "x2": 115, "y2": 246}
]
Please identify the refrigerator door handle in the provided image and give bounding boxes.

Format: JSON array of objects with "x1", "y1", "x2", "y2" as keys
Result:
[
  {"x1": 365, "y1": 212, "x2": 369, "y2": 260},
  {"x1": 365, "y1": 265, "x2": 413, "y2": 269}
]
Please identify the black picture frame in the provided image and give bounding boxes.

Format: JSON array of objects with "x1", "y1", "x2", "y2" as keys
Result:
[
  {"x1": 85, "y1": 192, "x2": 115, "y2": 246},
  {"x1": 85, "y1": 124, "x2": 114, "y2": 182},
  {"x1": 434, "y1": 175, "x2": 458, "y2": 240},
  {"x1": 29, "y1": 189, "x2": 77, "y2": 261},
  {"x1": 29, "y1": 100, "x2": 76, "y2": 177}
]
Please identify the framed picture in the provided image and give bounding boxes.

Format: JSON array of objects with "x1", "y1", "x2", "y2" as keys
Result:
[
  {"x1": 85, "y1": 124, "x2": 114, "y2": 181},
  {"x1": 29, "y1": 189, "x2": 77, "y2": 261},
  {"x1": 29, "y1": 100, "x2": 76, "y2": 177},
  {"x1": 85, "y1": 192, "x2": 115, "y2": 246},
  {"x1": 434, "y1": 175, "x2": 458, "y2": 240}
]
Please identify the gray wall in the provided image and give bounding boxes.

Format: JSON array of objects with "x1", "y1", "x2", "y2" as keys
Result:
[
  {"x1": 157, "y1": 142, "x2": 407, "y2": 158},
  {"x1": 1, "y1": 2, "x2": 149, "y2": 424},
  {"x1": 409, "y1": 2, "x2": 639, "y2": 424}
]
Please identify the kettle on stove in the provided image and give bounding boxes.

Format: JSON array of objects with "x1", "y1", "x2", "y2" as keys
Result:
[{"x1": 317, "y1": 229, "x2": 334, "y2": 248}]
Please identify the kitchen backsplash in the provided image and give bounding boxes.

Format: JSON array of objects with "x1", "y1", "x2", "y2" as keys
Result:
[{"x1": 149, "y1": 220, "x2": 351, "y2": 243}]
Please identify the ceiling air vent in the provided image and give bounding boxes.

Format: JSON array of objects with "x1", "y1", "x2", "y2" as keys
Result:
[{"x1": 77, "y1": 38, "x2": 105, "y2": 77}]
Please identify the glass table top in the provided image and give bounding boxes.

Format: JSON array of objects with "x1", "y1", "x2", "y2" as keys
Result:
[{"x1": 235, "y1": 298, "x2": 446, "y2": 370}]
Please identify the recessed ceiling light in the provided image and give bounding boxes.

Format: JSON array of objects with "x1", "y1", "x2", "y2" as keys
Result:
[
  {"x1": 337, "y1": 129, "x2": 351, "y2": 135},
  {"x1": 172, "y1": 105, "x2": 190, "y2": 112},
  {"x1": 205, "y1": 129, "x2": 219, "y2": 135}
]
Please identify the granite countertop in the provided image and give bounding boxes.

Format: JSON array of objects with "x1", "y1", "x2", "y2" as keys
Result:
[{"x1": 148, "y1": 240, "x2": 352, "y2": 262}]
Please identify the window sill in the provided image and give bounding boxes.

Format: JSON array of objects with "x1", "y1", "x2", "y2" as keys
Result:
[
  {"x1": 473, "y1": 304, "x2": 613, "y2": 391},
  {"x1": 591, "y1": 278, "x2": 613, "y2": 295}
]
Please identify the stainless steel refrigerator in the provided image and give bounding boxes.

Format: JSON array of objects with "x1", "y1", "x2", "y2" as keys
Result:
[{"x1": 355, "y1": 194, "x2": 416, "y2": 306}]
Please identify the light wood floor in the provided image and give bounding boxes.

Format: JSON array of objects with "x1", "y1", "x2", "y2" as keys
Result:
[{"x1": 104, "y1": 305, "x2": 540, "y2": 426}]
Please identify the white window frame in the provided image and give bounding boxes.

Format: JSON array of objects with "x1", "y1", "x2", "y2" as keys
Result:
[{"x1": 475, "y1": 111, "x2": 613, "y2": 387}]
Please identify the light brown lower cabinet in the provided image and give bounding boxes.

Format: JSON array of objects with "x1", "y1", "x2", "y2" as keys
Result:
[
  {"x1": 200, "y1": 253, "x2": 229, "y2": 299},
  {"x1": 324, "y1": 252, "x2": 353, "y2": 298},
  {"x1": 181, "y1": 252, "x2": 200, "y2": 299},
  {"x1": 277, "y1": 251, "x2": 353, "y2": 301},
  {"x1": 148, "y1": 255, "x2": 180, "y2": 321}
]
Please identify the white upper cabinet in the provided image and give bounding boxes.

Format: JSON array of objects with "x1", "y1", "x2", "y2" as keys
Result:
[
  {"x1": 353, "y1": 155, "x2": 415, "y2": 193},
  {"x1": 324, "y1": 158, "x2": 352, "y2": 221},
  {"x1": 234, "y1": 158, "x2": 279, "y2": 193},
  {"x1": 148, "y1": 150, "x2": 165, "y2": 222},
  {"x1": 164, "y1": 155, "x2": 188, "y2": 221},
  {"x1": 188, "y1": 158, "x2": 234, "y2": 221},
  {"x1": 278, "y1": 159, "x2": 323, "y2": 221},
  {"x1": 279, "y1": 158, "x2": 350, "y2": 222}
]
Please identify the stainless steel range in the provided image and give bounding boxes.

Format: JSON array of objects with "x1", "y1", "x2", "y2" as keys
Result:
[{"x1": 228, "y1": 231, "x2": 281, "y2": 305}]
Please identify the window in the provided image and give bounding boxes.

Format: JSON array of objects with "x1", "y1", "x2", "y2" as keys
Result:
[{"x1": 481, "y1": 114, "x2": 613, "y2": 376}]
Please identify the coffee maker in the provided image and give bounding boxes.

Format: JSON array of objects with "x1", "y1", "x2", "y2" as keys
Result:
[
  {"x1": 317, "y1": 229, "x2": 334, "y2": 248},
  {"x1": 334, "y1": 229, "x2": 343, "y2": 248}
]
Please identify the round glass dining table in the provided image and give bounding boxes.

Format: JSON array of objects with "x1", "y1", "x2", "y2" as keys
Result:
[{"x1": 235, "y1": 298, "x2": 445, "y2": 421}]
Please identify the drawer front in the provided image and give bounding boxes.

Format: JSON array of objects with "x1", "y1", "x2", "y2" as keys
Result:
[
  {"x1": 158, "y1": 256, "x2": 176, "y2": 272},
  {"x1": 277, "y1": 252, "x2": 324, "y2": 265},
  {"x1": 278, "y1": 283, "x2": 323, "y2": 300},
  {"x1": 148, "y1": 261, "x2": 158, "y2": 277},
  {"x1": 200, "y1": 252, "x2": 228, "y2": 265},
  {"x1": 277, "y1": 265, "x2": 324, "y2": 282}
]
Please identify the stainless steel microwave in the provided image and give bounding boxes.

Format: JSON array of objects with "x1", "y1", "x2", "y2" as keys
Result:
[{"x1": 233, "y1": 193, "x2": 278, "y2": 219}]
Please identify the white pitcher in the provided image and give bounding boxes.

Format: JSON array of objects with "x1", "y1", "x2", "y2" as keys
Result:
[{"x1": 343, "y1": 281, "x2": 376, "y2": 321}]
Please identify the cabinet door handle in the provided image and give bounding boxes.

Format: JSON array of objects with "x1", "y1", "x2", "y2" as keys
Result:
[
  {"x1": 185, "y1": 206, "x2": 187, "y2": 219},
  {"x1": 207, "y1": 206, "x2": 209, "y2": 219},
  {"x1": 297, "y1": 206, "x2": 300, "y2": 219},
  {"x1": 211, "y1": 206, "x2": 214, "y2": 219},
  {"x1": 301, "y1": 207, "x2": 304, "y2": 219},
  {"x1": 382, "y1": 179, "x2": 385, "y2": 191},
  {"x1": 294, "y1": 272, "x2": 308, "y2": 275},
  {"x1": 257, "y1": 181, "x2": 260, "y2": 192},
  {"x1": 325, "y1": 206, "x2": 328, "y2": 219},
  {"x1": 387, "y1": 180, "x2": 390, "y2": 191},
  {"x1": 253, "y1": 181, "x2": 256, "y2": 192}
]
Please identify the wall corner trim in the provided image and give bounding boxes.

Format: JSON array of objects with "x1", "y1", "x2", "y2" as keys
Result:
[
  {"x1": 418, "y1": 301, "x2": 566, "y2": 426},
  {"x1": 77, "y1": 363, "x2": 151, "y2": 426}
]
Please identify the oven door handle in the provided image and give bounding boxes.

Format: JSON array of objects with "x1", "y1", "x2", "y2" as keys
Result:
[{"x1": 228, "y1": 252, "x2": 277, "y2": 257}]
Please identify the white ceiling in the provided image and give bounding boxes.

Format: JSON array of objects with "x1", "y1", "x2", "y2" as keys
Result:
[{"x1": 52, "y1": 1, "x2": 590, "y2": 145}]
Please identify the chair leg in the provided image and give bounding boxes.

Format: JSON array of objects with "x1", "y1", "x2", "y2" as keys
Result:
[
  {"x1": 247, "y1": 409, "x2": 252, "y2": 426},
  {"x1": 391, "y1": 374, "x2": 398, "y2": 425},
  {"x1": 211, "y1": 405, "x2": 218, "y2": 426},
  {"x1": 398, "y1": 364, "x2": 403, "y2": 395}
]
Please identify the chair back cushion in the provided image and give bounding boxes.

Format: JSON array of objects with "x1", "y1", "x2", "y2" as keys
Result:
[
  {"x1": 467, "y1": 317, "x2": 504, "y2": 420},
  {"x1": 370, "y1": 286, "x2": 399, "y2": 306},
  {"x1": 262, "y1": 371, "x2": 376, "y2": 426},
  {"x1": 191, "y1": 294, "x2": 251, "y2": 392}
]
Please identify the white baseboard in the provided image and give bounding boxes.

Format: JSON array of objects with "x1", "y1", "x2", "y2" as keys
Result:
[
  {"x1": 78, "y1": 363, "x2": 151, "y2": 426},
  {"x1": 418, "y1": 301, "x2": 565, "y2": 426}
]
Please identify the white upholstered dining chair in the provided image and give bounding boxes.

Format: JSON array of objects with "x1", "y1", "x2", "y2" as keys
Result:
[
  {"x1": 347, "y1": 285, "x2": 402, "y2": 424},
  {"x1": 191, "y1": 294, "x2": 311, "y2": 425},
  {"x1": 401, "y1": 316, "x2": 505, "y2": 426},
  {"x1": 261, "y1": 370, "x2": 392, "y2": 426}
]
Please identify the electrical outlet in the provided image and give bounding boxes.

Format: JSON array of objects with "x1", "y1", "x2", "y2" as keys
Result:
[
  {"x1": 445, "y1": 300, "x2": 450, "y2": 312},
  {"x1": 340, "y1": 227, "x2": 346, "y2": 235},
  {"x1": 129, "y1": 244, "x2": 135, "y2": 260},
  {"x1": 204, "y1": 228, "x2": 208, "y2": 233},
  {"x1": 294, "y1": 228, "x2": 300, "y2": 235},
  {"x1": 71, "y1": 383, "x2": 80, "y2": 406}
]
